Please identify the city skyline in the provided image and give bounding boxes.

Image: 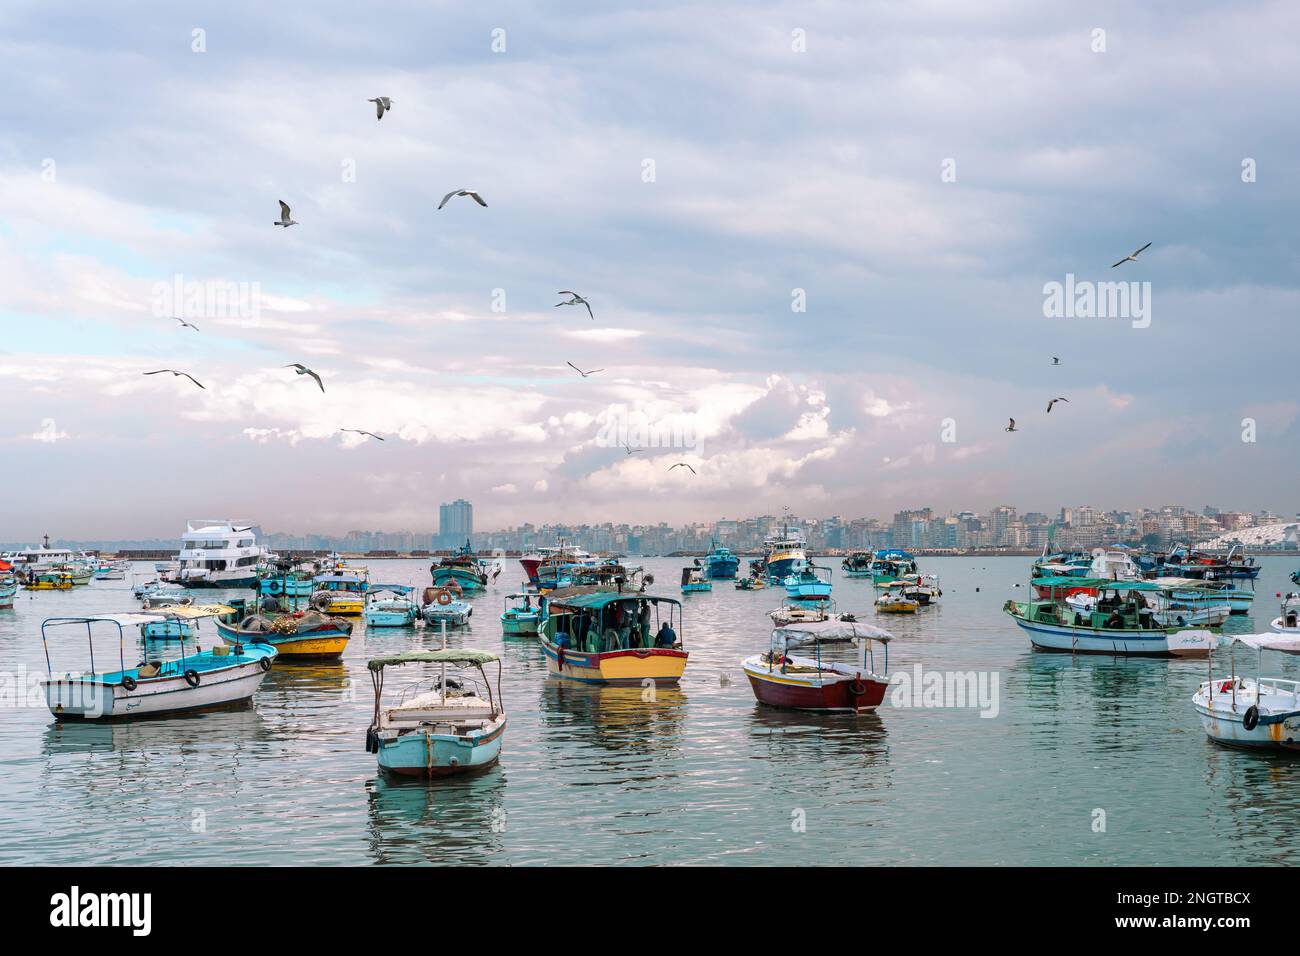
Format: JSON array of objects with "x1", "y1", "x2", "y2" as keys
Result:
[{"x1": 3, "y1": 3, "x2": 1299, "y2": 537}]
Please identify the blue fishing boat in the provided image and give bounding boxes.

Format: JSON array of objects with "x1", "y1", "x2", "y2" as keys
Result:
[
  {"x1": 703, "y1": 540, "x2": 739, "y2": 579},
  {"x1": 366, "y1": 648, "x2": 506, "y2": 778},
  {"x1": 680, "y1": 565, "x2": 712, "y2": 593},
  {"x1": 869, "y1": 550, "x2": 918, "y2": 588},
  {"x1": 783, "y1": 563, "x2": 833, "y2": 601},
  {"x1": 430, "y1": 541, "x2": 490, "y2": 593},
  {"x1": 0, "y1": 565, "x2": 16, "y2": 609},
  {"x1": 365, "y1": 585, "x2": 420, "y2": 628},
  {"x1": 40, "y1": 613, "x2": 277, "y2": 719},
  {"x1": 501, "y1": 592, "x2": 545, "y2": 636},
  {"x1": 841, "y1": 551, "x2": 873, "y2": 577},
  {"x1": 763, "y1": 526, "x2": 808, "y2": 583}
]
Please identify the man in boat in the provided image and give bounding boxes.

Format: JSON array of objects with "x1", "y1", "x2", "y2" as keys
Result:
[{"x1": 655, "y1": 620, "x2": 677, "y2": 648}]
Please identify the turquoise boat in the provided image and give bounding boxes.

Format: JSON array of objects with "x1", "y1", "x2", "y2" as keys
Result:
[
  {"x1": 703, "y1": 540, "x2": 739, "y2": 579},
  {"x1": 430, "y1": 541, "x2": 489, "y2": 593},
  {"x1": 364, "y1": 585, "x2": 420, "y2": 628},
  {"x1": 0, "y1": 571, "x2": 16, "y2": 609},
  {"x1": 680, "y1": 566, "x2": 712, "y2": 593},
  {"x1": 783, "y1": 563, "x2": 833, "y2": 601},
  {"x1": 366, "y1": 649, "x2": 506, "y2": 778},
  {"x1": 259, "y1": 567, "x2": 315, "y2": 598},
  {"x1": 840, "y1": 552, "x2": 873, "y2": 577},
  {"x1": 501, "y1": 592, "x2": 545, "y2": 636}
]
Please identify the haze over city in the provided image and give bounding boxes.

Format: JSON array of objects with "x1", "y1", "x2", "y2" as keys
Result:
[{"x1": 2, "y1": 1, "x2": 1298, "y2": 541}]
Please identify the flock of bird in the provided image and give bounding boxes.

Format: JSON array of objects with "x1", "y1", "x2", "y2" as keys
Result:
[
  {"x1": 139, "y1": 92, "x2": 1154, "y2": 473},
  {"x1": 1004, "y1": 241, "x2": 1151, "y2": 435}
]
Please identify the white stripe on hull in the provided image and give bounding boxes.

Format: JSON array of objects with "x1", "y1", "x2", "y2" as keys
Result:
[{"x1": 43, "y1": 665, "x2": 269, "y2": 719}]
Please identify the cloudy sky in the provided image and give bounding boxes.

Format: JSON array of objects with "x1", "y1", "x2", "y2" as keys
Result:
[{"x1": 2, "y1": 0, "x2": 1297, "y2": 539}]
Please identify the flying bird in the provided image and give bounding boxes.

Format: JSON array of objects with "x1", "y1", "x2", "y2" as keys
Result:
[
  {"x1": 174, "y1": 317, "x2": 200, "y2": 332},
  {"x1": 1046, "y1": 397, "x2": 1069, "y2": 413},
  {"x1": 555, "y1": 291, "x2": 594, "y2": 320},
  {"x1": 438, "y1": 189, "x2": 487, "y2": 210},
  {"x1": 340, "y1": 429, "x2": 384, "y2": 441},
  {"x1": 566, "y1": 362, "x2": 603, "y2": 378},
  {"x1": 1005, "y1": 418, "x2": 1018, "y2": 432},
  {"x1": 668, "y1": 462, "x2": 697, "y2": 475},
  {"x1": 1051, "y1": 356, "x2": 1060, "y2": 365},
  {"x1": 284, "y1": 363, "x2": 325, "y2": 392},
  {"x1": 368, "y1": 96, "x2": 393, "y2": 120},
  {"x1": 274, "y1": 200, "x2": 298, "y2": 227},
  {"x1": 621, "y1": 441, "x2": 642, "y2": 455},
  {"x1": 1111, "y1": 241, "x2": 1152, "y2": 268},
  {"x1": 143, "y1": 369, "x2": 205, "y2": 389}
]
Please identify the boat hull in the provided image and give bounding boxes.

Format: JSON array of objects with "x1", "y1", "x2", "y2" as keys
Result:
[
  {"x1": 377, "y1": 718, "x2": 506, "y2": 777},
  {"x1": 501, "y1": 612, "x2": 540, "y2": 636},
  {"x1": 214, "y1": 620, "x2": 350, "y2": 659},
  {"x1": 1009, "y1": 615, "x2": 1214, "y2": 657},
  {"x1": 539, "y1": 638, "x2": 687, "y2": 685},
  {"x1": 1193, "y1": 680, "x2": 1300, "y2": 749},
  {"x1": 743, "y1": 658, "x2": 888, "y2": 712},
  {"x1": 432, "y1": 569, "x2": 486, "y2": 593}
]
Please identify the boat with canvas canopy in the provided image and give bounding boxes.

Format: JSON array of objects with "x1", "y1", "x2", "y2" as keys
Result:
[
  {"x1": 840, "y1": 551, "x2": 873, "y2": 578},
  {"x1": 743, "y1": 618, "x2": 893, "y2": 713},
  {"x1": 138, "y1": 603, "x2": 236, "y2": 641},
  {"x1": 40, "y1": 613, "x2": 276, "y2": 720},
  {"x1": 310, "y1": 570, "x2": 369, "y2": 616},
  {"x1": 420, "y1": 586, "x2": 473, "y2": 627},
  {"x1": 214, "y1": 601, "x2": 352, "y2": 660},
  {"x1": 364, "y1": 585, "x2": 420, "y2": 627},
  {"x1": 539, "y1": 591, "x2": 688, "y2": 685},
  {"x1": 875, "y1": 589, "x2": 919, "y2": 614},
  {"x1": 501, "y1": 592, "x2": 545, "y2": 636},
  {"x1": 23, "y1": 570, "x2": 74, "y2": 590},
  {"x1": 1193, "y1": 634, "x2": 1300, "y2": 750},
  {"x1": 365, "y1": 646, "x2": 506, "y2": 778}
]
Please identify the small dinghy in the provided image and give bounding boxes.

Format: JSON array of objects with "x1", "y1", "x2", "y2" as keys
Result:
[
  {"x1": 40, "y1": 614, "x2": 276, "y2": 720},
  {"x1": 364, "y1": 585, "x2": 420, "y2": 628},
  {"x1": 420, "y1": 587, "x2": 473, "y2": 627},
  {"x1": 875, "y1": 590, "x2": 919, "y2": 615},
  {"x1": 743, "y1": 618, "x2": 893, "y2": 714},
  {"x1": 1193, "y1": 634, "x2": 1300, "y2": 750}
]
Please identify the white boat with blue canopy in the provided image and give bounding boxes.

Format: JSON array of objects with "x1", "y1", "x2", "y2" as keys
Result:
[
  {"x1": 1193, "y1": 634, "x2": 1300, "y2": 750},
  {"x1": 365, "y1": 646, "x2": 506, "y2": 778},
  {"x1": 501, "y1": 592, "x2": 545, "y2": 636},
  {"x1": 138, "y1": 603, "x2": 236, "y2": 641},
  {"x1": 365, "y1": 585, "x2": 420, "y2": 627},
  {"x1": 40, "y1": 613, "x2": 276, "y2": 720}
]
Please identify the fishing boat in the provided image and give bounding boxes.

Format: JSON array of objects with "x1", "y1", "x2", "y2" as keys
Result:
[
  {"x1": 0, "y1": 562, "x2": 16, "y2": 609},
  {"x1": 501, "y1": 592, "x2": 545, "y2": 636},
  {"x1": 1269, "y1": 594, "x2": 1300, "y2": 635},
  {"x1": 1086, "y1": 547, "x2": 1142, "y2": 582},
  {"x1": 869, "y1": 549, "x2": 919, "y2": 588},
  {"x1": 258, "y1": 562, "x2": 316, "y2": 599},
  {"x1": 768, "y1": 599, "x2": 851, "y2": 627},
  {"x1": 1, "y1": 538, "x2": 96, "y2": 573},
  {"x1": 1160, "y1": 544, "x2": 1261, "y2": 582},
  {"x1": 310, "y1": 570, "x2": 369, "y2": 616},
  {"x1": 743, "y1": 618, "x2": 893, "y2": 714},
  {"x1": 1004, "y1": 583, "x2": 1216, "y2": 657},
  {"x1": 1031, "y1": 547, "x2": 1093, "y2": 579},
  {"x1": 420, "y1": 587, "x2": 473, "y2": 627},
  {"x1": 898, "y1": 572, "x2": 941, "y2": 606},
  {"x1": 1193, "y1": 634, "x2": 1300, "y2": 749},
  {"x1": 214, "y1": 602, "x2": 352, "y2": 660},
  {"x1": 40, "y1": 613, "x2": 277, "y2": 720},
  {"x1": 1064, "y1": 588, "x2": 1230, "y2": 627},
  {"x1": 431, "y1": 541, "x2": 489, "y2": 593},
  {"x1": 167, "y1": 519, "x2": 271, "y2": 588},
  {"x1": 840, "y1": 551, "x2": 873, "y2": 577},
  {"x1": 364, "y1": 585, "x2": 420, "y2": 628},
  {"x1": 91, "y1": 561, "x2": 127, "y2": 581},
  {"x1": 539, "y1": 591, "x2": 688, "y2": 684},
  {"x1": 782, "y1": 563, "x2": 833, "y2": 601},
  {"x1": 703, "y1": 540, "x2": 740, "y2": 579},
  {"x1": 365, "y1": 647, "x2": 506, "y2": 778},
  {"x1": 763, "y1": 527, "x2": 808, "y2": 583},
  {"x1": 23, "y1": 571, "x2": 74, "y2": 590},
  {"x1": 519, "y1": 542, "x2": 590, "y2": 587},
  {"x1": 875, "y1": 590, "x2": 919, "y2": 615},
  {"x1": 680, "y1": 565, "x2": 712, "y2": 593},
  {"x1": 735, "y1": 575, "x2": 766, "y2": 591}
]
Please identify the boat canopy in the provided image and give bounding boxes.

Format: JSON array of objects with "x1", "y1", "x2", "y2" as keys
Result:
[
  {"x1": 50, "y1": 612, "x2": 165, "y2": 628},
  {"x1": 774, "y1": 619, "x2": 893, "y2": 647},
  {"x1": 314, "y1": 573, "x2": 365, "y2": 583},
  {"x1": 164, "y1": 603, "x2": 235, "y2": 619},
  {"x1": 1030, "y1": 576, "x2": 1160, "y2": 592},
  {"x1": 549, "y1": 591, "x2": 681, "y2": 610},
  {"x1": 874, "y1": 549, "x2": 914, "y2": 559},
  {"x1": 368, "y1": 649, "x2": 499, "y2": 670},
  {"x1": 368, "y1": 584, "x2": 413, "y2": 595},
  {"x1": 1229, "y1": 634, "x2": 1300, "y2": 655}
]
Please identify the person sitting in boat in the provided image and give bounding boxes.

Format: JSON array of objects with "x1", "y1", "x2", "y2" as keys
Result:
[
  {"x1": 1103, "y1": 609, "x2": 1124, "y2": 629},
  {"x1": 655, "y1": 621, "x2": 677, "y2": 648}
]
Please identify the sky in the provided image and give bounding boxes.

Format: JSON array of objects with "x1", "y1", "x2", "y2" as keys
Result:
[{"x1": 1, "y1": 0, "x2": 1298, "y2": 540}]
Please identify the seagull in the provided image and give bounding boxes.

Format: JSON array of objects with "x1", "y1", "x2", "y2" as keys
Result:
[
  {"x1": 174, "y1": 317, "x2": 200, "y2": 332},
  {"x1": 368, "y1": 96, "x2": 392, "y2": 120},
  {"x1": 1051, "y1": 356, "x2": 1060, "y2": 365},
  {"x1": 274, "y1": 200, "x2": 298, "y2": 227},
  {"x1": 143, "y1": 369, "x2": 205, "y2": 389},
  {"x1": 1046, "y1": 397, "x2": 1069, "y2": 413},
  {"x1": 1111, "y1": 241, "x2": 1152, "y2": 268},
  {"x1": 566, "y1": 361, "x2": 603, "y2": 378},
  {"x1": 555, "y1": 291, "x2": 594, "y2": 320},
  {"x1": 668, "y1": 462, "x2": 697, "y2": 475},
  {"x1": 438, "y1": 189, "x2": 487, "y2": 210},
  {"x1": 284, "y1": 363, "x2": 325, "y2": 392},
  {"x1": 1005, "y1": 418, "x2": 1018, "y2": 432},
  {"x1": 340, "y1": 428, "x2": 384, "y2": 441},
  {"x1": 621, "y1": 441, "x2": 642, "y2": 455}
]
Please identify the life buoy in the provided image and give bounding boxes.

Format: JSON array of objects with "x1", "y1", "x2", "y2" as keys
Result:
[
  {"x1": 121, "y1": 675, "x2": 137, "y2": 691},
  {"x1": 847, "y1": 674, "x2": 867, "y2": 696},
  {"x1": 184, "y1": 670, "x2": 201, "y2": 688},
  {"x1": 1243, "y1": 705, "x2": 1260, "y2": 731},
  {"x1": 436, "y1": 589, "x2": 453, "y2": 606},
  {"x1": 258, "y1": 657, "x2": 272, "y2": 672}
]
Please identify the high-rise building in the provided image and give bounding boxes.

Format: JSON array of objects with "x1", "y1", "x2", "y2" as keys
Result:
[{"x1": 438, "y1": 499, "x2": 473, "y2": 546}]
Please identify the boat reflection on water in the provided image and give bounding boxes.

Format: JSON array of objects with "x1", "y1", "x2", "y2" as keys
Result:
[
  {"x1": 364, "y1": 769, "x2": 506, "y2": 865},
  {"x1": 41, "y1": 705, "x2": 269, "y2": 758},
  {"x1": 539, "y1": 681, "x2": 687, "y2": 756},
  {"x1": 745, "y1": 705, "x2": 890, "y2": 767}
]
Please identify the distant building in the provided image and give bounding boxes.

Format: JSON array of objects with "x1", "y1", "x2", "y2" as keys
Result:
[{"x1": 438, "y1": 499, "x2": 473, "y2": 547}]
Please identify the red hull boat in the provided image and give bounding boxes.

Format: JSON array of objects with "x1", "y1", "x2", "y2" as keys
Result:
[{"x1": 743, "y1": 618, "x2": 894, "y2": 714}]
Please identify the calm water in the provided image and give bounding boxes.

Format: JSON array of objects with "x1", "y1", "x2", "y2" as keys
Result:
[{"x1": 3, "y1": 556, "x2": 1300, "y2": 866}]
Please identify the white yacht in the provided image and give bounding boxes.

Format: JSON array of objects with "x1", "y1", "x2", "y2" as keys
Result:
[
  {"x1": 166, "y1": 520, "x2": 271, "y2": 588},
  {"x1": 1087, "y1": 547, "x2": 1141, "y2": 581},
  {"x1": 1, "y1": 536, "x2": 95, "y2": 570}
]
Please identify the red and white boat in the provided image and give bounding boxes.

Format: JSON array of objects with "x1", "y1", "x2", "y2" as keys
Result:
[
  {"x1": 519, "y1": 543, "x2": 590, "y2": 586},
  {"x1": 743, "y1": 619, "x2": 893, "y2": 713}
]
